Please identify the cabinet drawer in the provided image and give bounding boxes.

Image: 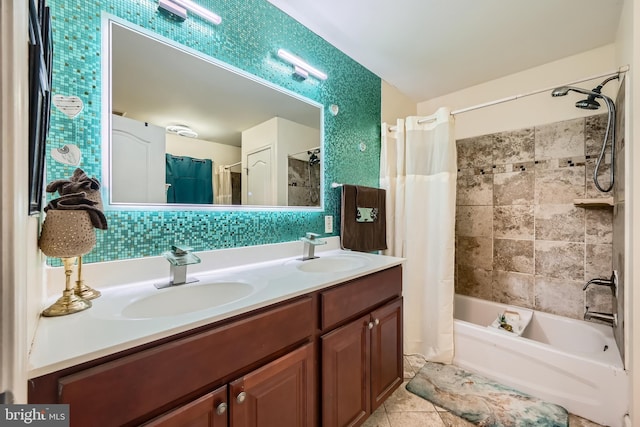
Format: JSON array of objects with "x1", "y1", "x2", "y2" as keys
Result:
[
  {"x1": 58, "y1": 297, "x2": 313, "y2": 427},
  {"x1": 320, "y1": 266, "x2": 401, "y2": 331}
]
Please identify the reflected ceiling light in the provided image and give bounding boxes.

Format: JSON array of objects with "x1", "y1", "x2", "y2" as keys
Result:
[
  {"x1": 158, "y1": 0, "x2": 222, "y2": 25},
  {"x1": 166, "y1": 124, "x2": 198, "y2": 138},
  {"x1": 277, "y1": 49, "x2": 327, "y2": 81}
]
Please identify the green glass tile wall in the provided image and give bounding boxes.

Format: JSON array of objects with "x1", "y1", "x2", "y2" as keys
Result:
[{"x1": 46, "y1": 0, "x2": 381, "y2": 264}]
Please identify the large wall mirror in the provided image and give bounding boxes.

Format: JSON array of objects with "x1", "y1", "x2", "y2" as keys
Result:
[{"x1": 103, "y1": 17, "x2": 324, "y2": 210}]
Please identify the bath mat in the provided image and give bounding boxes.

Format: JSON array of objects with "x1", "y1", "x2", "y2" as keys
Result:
[{"x1": 406, "y1": 362, "x2": 568, "y2": 427}]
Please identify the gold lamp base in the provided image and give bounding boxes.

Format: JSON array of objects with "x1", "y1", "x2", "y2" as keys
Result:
[
  {"x1": 42, "y1": 289, "x2": 91, "y2": 317},
  {"x1": 74, "y1": 279, "x2": 101, "y2": 300},
  {"x1": 41, "y1": 257, "x2": 92, "y2": 317},
  {"x1": 74, "y1": 256, "x2": 100, "y2": 300}
]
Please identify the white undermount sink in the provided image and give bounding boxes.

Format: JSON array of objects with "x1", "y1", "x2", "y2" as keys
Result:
[
  {"x1": 121, "y1": 281, "x2": 255, "y2": 319},
  {"x1": 295, "y1": 254, "x2": 370, "y2": 273}
]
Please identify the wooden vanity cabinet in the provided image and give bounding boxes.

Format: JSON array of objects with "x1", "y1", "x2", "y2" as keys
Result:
[
  {"x1": 145, "y1": 343, "x2": 314, "y2": 427},
  {"x1": 30, "y1": 297, "x2": 315, "y2": 427},
  {"x1": 29, "y1": 265, "x2": 403, "y2": 427},
  {"x1": 320, "y1": 267, "x2": 403, "y2": 427}
]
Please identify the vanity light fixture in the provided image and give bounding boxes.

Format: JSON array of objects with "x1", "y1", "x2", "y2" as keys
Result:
[
  {"x1": 157, "y1": 0, "x2": 222, "y2": 25},
  {"x1": 166, "y1": 124, "x2": 198, "y2": 138},
  {"x1": 158, "y1": 0, "x2": 187, "y2": 21},
  {"x1": 277, "y1": 49, "x2": 327, "y2": 81}
]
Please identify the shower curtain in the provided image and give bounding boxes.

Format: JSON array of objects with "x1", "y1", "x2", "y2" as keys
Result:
[
  {"x1": 165, "y1": 154, "x2": 214, "y2": 204},
  {"x1": 216, "y1": 165, "x2": 232, "y2": 204},
  {"x1": 380, "y1": 107, "x2": 457, "y2": 363}
]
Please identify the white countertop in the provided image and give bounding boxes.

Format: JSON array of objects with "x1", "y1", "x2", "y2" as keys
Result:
[{"x1": 29, "y1": 238, "x2": 404, "y2": 378}]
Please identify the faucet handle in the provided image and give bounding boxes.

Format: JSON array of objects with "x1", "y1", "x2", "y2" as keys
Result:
[
  {"x1": 305, "y1": 232, "x2": 320, "y2": 240},
  {"x1": 163, "y1": 245, "x2": 201, "y2": 266},
  {"x1": 171, "y1": 245, "x2": 193, "y2": 255}
]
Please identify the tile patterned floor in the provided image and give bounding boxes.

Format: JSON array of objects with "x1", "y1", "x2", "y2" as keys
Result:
[{"x1": 362, "y1": 355, "x2": 606, "y2": 427}]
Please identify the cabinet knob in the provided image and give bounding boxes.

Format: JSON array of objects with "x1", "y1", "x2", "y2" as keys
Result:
[
  {"x1": 236, "y1": 391, "x2": 247, "y2": 404},
  {"x1": 368, "y1": 321, "x2": 374, "y2": 330},
  {"x1": 216, "y1": 402, "x2": 227, "y2": 415},
  {"x1": 374, "y1": 318, "x2": 380, "y2": 326}
]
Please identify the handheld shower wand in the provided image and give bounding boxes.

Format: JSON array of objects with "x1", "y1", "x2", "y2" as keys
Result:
[{"x1": 551, "y1": 75, "x2": 618, "y2": 193}]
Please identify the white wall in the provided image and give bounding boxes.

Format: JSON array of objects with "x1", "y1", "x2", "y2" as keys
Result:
[
  {"x1": 166, "y1": 133, "x2": 241, "y2": 203},
  {"x1": 418, "y1": 44, "x2": 620, "y2": 140},
  {"x1": 381, "y1": 80, "x2": 417, "y2": 125}
]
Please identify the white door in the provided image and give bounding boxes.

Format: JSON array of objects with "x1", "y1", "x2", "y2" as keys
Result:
[
  {"x1": 111, "y1": 115, "x2": 166, "y2": 203},
  {"x1": 245, "y1": 146, "x2": 274, "y2": 205}
]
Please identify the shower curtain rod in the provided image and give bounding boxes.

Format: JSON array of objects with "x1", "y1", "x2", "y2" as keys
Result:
[
  {"x1": 387, "y1": 65, "x2": 629, "y2": 132},
  {"x1": 224, "y1": 161, "x2": 241, "y2": 169},
  {"x1": 287, "y1": 146, "x2": 320, "y2": 158}
]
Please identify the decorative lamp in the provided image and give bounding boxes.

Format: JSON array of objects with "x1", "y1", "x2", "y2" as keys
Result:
[{"x1": 38, "y1": 209, "x2": 96, "y2": 316}]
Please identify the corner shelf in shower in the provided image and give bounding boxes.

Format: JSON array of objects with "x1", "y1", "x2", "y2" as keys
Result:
[{"x1": 573, "y1": 197, "x2": 614, "y2": 207}]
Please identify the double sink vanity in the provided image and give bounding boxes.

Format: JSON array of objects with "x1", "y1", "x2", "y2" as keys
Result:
[{"x1": 28, "y1": 238, "x2": 404, "y2": 427}]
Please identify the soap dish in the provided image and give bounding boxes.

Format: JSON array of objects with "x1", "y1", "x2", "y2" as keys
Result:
[{"x1": 488, "y1": 307, "x2": 533, "y2": 336}]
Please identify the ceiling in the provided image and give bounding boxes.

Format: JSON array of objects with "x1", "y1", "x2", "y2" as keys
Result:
[{"x1": 267, "y1": 0, "x2": 624, "y2": 101}]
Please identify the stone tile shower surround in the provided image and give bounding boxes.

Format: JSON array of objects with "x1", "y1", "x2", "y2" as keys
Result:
[
  {"x1": 612, "y1": 78, "x2": 626, "y2": 360},
  {"x1": 455, "y1": 113, "x2": 615, "y2": 321},
  {"x1": 288, "y1": 158, "x2": 321, "y2": 206}
]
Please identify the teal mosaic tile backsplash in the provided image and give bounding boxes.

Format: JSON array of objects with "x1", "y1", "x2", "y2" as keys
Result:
[{"x1": 46, "y1": 0, "x2": 381, "y2": 264}]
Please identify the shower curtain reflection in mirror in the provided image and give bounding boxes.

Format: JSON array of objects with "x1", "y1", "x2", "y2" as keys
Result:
[{"x1": 165, "y1": 154, "x2": 213, "y2": 204}]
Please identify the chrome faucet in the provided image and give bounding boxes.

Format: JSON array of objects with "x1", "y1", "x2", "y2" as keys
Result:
[
  {"x1": 583, "y1": 271, "x2": 618, "y2": 296},
  {"x1": 155, "y1": 245, "x2": 201, "y2": 289},
  {"x1": 582, "y1": 271, "x2": 618, "y2": 327},
  {"x1": 300, "y1": 232, "x2": 326, "y2": 260},
  {"x1": 584, "y1": 307, "x2": 617, "y2": 327}
]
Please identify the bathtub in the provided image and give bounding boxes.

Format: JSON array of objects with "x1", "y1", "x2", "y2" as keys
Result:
[{"x1": 453, "y1": 294, "x2": 629, "y2": 427}]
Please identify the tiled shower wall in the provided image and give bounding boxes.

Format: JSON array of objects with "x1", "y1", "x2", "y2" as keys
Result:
[
  {"x1": 613, "y1": 79, "x2": 626, "y2": 358},
  {"x1": 288, "y1": 158, "x2": 321, "y2": 206},
  {"x1": 455, "y1": 113, "x2": 615, "y2": 320}
]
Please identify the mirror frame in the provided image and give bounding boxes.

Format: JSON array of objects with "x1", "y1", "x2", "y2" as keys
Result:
[{"x1": 101, "y1": 14, "x2": 325, "y2": 212}]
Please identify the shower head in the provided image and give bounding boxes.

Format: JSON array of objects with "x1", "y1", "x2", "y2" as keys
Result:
[
  {"x1": 551, "y1": 75, "x2": 619, "y2": 107},
  {"x1": 308, "y1": 149, "x2": 320, "y2": 166},
  {"x1": 551, "y1": 86, "x2": 571, "y2": 97},
  {"x1": 573, "y1": 75, "x2": 619, "y2": 110},
  {"x1": 551, "y1": 86, "x2": 599, "y2": 98},
  {"x1": 575, "y1": 96, "x2": 601, "y2": 110}
]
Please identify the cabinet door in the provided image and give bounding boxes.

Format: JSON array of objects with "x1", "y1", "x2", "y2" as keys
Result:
[
  {"x1": 144, "y1": 385, "x2": 228, "y2": 427},
  {"x1": 229, "y1": 343, "x2": 314, "y2": 427},
  {"x1": 370, "y1": 298, "x2": 403, "y2": 411},
  {"x1": 321, "y1": 314, "x2": 371, "y2": 427}
]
